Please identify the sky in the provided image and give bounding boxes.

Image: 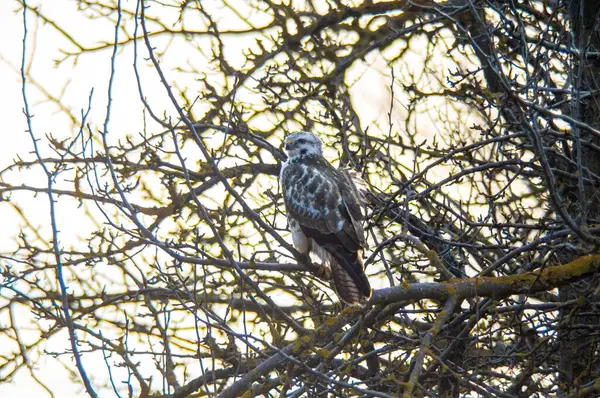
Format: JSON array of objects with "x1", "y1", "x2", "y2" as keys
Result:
[
  {"x1": 0, "y1": 1, "x2": 164, "y2": 396},
  {"x1": 2, "y1": 2, "x2": 97, "y2": 396}
]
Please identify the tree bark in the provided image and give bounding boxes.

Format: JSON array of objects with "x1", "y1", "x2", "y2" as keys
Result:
[{"x1": 558, "y1": 0, "x2": 600, "y2": 391}]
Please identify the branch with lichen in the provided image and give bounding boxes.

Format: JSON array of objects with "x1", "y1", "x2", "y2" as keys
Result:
[
  {"x1": 184, "y1": 255, "x2": 600, "y2": 397},
  {"x1": 214, "y1": 306, "x2": 365, "y2": 398},
  {"x1": 404, "y1": 296, "x2": 458, "y2": 397},
  {"x1": 372, "y1": 254, "x2": 600, "y2": 304}
]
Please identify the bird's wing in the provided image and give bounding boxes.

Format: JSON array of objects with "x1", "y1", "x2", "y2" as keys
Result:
[
  {"x1": 281, "y1": 158, "x2": 360, "y2": 247},
  {"x1": 281, "y1": 158, "x2": 371, "y2": 298},
  {"x1": 339, "y1": 168, "x2": 366, "y2": 247}
]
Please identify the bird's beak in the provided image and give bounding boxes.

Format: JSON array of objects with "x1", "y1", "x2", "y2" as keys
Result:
[{"x1": 285, "y1": 141, "x2": 291, "y2": 150}]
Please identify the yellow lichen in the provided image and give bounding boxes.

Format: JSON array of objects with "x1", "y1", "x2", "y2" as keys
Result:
[
  {"x1": 447, "y1": 284, "x2": 457, "y2": 295},
  {"x1": 314, "y1": 348, "x2": 331, "y2": 358},
  {"x1": 292, "y1": 335, "x2": 312, "y2": 353},
  {"x1": 340, "y1": 305, "x2": 360, "y2": 317}
]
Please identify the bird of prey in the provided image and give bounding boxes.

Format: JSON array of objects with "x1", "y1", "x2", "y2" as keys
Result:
[{"x1": 280, "y1": 131, "x2": 371, "y2": 305}]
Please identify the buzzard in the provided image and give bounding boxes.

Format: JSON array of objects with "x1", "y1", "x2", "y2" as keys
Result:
[{"x1": 280, "y1": 131, "x2": 371, "y2": 305}]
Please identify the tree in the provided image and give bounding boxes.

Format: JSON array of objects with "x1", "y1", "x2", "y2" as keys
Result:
[{"x1": 2, "y1": 0, "x2": 600, "y2": 396}]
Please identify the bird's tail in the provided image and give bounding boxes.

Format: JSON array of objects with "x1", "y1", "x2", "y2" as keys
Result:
[{"x1": 330, "y1": 253, "x2": 372, "y2": 306}]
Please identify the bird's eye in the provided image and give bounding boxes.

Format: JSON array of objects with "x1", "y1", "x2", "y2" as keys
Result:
[{"x1": 298, "y1": 139, "x2": 306, "y2": 144}]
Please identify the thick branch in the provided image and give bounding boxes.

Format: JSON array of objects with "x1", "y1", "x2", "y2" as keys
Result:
[{"x1": 372, "y1": 254, "x2": 600, "y2": 304}]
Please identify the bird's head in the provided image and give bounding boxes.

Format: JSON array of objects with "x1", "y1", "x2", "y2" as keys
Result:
[{"x1": 283, "y1": 131, "x2": 323, "y2": 159}]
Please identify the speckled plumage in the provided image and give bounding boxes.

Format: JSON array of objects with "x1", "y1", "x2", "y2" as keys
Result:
[{"x1": 280, "y1": 132, "x2": 371, "y2": 305}]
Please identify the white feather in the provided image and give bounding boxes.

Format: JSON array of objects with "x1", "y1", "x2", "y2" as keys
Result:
[{"x1": 289, "y1": 219, "x2": 310, "y2": 254}]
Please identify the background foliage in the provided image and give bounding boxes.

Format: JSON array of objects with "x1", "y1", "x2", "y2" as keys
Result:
[{"x1": 2, "y1": 0, "x2": 600, "y2": 397}]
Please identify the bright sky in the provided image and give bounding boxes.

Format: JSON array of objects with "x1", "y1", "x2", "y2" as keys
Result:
[
  {"x1": 1, "y1": 2, "x2": 103, "y2": 396},
  {"x1": 0, "y1": 1, "x2": 173, "y2": 395}
]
